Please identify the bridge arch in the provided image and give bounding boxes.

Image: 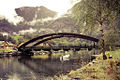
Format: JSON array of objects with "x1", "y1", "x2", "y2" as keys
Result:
[{"x1": 18, "y1": 33, "x2": 99, "y2": 51}]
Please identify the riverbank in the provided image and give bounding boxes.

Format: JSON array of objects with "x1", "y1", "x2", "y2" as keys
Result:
[
  {"x1": 0, "y1": 49, "x2": 19, "y2": 57},
  {"x1": 46, "y1": 49, "x2": 120, "y2": 80}
]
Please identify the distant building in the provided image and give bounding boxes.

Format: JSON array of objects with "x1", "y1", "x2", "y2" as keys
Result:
[
  {"x1": 39, "y1": 42, "x2": 52, "y2": 47},
  {"x1": 0, "y1": 41, "x2": 16, "y2": 49}
]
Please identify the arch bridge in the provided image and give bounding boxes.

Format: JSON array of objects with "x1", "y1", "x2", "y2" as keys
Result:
[{"x1": 18, "y1": 33, "x2": 99, "y2": 56}]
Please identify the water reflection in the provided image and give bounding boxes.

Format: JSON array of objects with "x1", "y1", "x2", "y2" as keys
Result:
[
  {"x1": 0, "y1": 50, "x2": 100, "y2": 80},
  {"x1": 0, "y1": 57, "x2": 38, "y2": 80}
]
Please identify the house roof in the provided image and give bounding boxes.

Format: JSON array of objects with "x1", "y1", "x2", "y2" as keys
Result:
[{"x1": 0, "y1": 41, "x2": 16, "y2": 47}]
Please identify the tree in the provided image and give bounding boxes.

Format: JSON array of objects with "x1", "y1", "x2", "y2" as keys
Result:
[
  {"x1": 104, "y1": 30, "x2": 120, "y2": 50},
  {"x1": 72, "y1": 0, "x2": 120, "y2": 60},
  {"x1": 0, "y1": 33, "x2": 5, "y2": 41}
]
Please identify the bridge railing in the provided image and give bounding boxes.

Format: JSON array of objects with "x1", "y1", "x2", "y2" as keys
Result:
[{"x1": 22, "y1": 45, "x2": 99, "y2": 51}]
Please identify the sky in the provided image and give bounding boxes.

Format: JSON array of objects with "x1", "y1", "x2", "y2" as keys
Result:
[{"x1": 0, "y1": 0, "x2": 80, "y2": 24}]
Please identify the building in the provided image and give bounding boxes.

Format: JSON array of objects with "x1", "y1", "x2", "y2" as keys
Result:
[
  {"x1": 0, "y1": 41, "x2": 16, "y2": 49},
  {"x1": 39, "y1": 42, "x2": 52, "y2": 47}
]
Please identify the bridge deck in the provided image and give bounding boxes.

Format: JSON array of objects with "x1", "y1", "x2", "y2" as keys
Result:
[{"x1": 23, "y1": 45, "x2": 98, "y2": 51}]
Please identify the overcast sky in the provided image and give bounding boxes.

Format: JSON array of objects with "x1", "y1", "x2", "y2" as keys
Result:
[{"x1": 0, "y1": 0, "x2": 80, "y2": 24}]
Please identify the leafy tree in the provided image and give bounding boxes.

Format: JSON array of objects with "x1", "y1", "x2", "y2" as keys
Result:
[
  {"x1": 72, "y1": 0, "x2": 120, "y2": 59},
  {"x1": 7, "y1": 36, "x2": 17, "y2": 44},
  {"x1": 104, "y1": 30, "x2": 120, "y2": 50},
  {"x1": 18, "y1": 38, "x2": 24, "y2": 43},
  {"x1": 0, "y1": 33, "x2": 5, "y2": 41},
  {"x1": 23, "y1": 33, "x2": 33, "y2": 40}
]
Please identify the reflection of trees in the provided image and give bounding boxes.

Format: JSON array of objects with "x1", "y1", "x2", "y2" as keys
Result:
[
  {"x1": 18, "y1": 58, "x2": 72, "y2": 76},
  {"x1": 18, "y1": 50, "x2": 97, "y2": 76}
]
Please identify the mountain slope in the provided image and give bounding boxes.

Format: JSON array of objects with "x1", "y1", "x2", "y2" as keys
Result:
[{"x1": 15, "y1": 6, "x2": 57, "y2": 21}]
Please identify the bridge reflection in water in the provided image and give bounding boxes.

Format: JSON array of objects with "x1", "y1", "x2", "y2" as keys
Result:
[{"x1": 0, "y1": 50, "x2": 100, "y2": 80}]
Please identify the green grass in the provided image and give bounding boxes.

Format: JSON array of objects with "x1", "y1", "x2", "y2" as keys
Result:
[
  {"x1": 11, "y1": 36, "x2": 23, "y2": 40},
  {"x1": 68, "y1": 49, "x2": 120, "y2": 80},
  {"x1": 106, "y1": 49, "x2": 120, "y2": 60},
  {"x1": 0, "y1": 49, "x2": 11, "y2": 52},
  {"x1": 49, "y1": 49, "x2": 120, "y2": 80}
]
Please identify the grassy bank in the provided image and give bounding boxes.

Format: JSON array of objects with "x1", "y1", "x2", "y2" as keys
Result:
[
  {"x1": 46, "y1": 49, "x2": 120, "y2": 80},
  {"x1": 32, "y1": 50, "x2": 74, "y2": 59},
  {"x1": 0, "y1": 49, "x2": 12, "y2": 52}
]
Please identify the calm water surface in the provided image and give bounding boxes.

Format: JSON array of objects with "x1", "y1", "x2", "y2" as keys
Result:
[{"x1": 0, "y1": 50, "x2": 100, "y2": 80}]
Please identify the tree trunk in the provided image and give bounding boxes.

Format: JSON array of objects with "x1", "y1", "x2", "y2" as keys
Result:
[{"x1": 100, "y1": 21, "x2": 107, "y2": 60}]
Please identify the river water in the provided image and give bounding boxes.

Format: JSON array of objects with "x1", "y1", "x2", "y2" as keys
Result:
[{"x1": 0, "y1": 50, "x2": 100, "y2": 80}]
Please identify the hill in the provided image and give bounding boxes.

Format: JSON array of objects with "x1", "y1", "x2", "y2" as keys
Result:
[
  {"x1": 15, "y1": 6, "x2": 57, "y2": 21},
  {"x1": 0, "y1": 6, "x2": 98, "y2": 38}
]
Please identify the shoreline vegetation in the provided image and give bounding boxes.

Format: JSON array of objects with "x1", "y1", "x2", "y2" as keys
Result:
[
  {"x1": 0, "y1": 49, "x2": 18, "y2": 57},
  {"x1": 45, "y1": 49, "x2": 120, "y2": 80}
]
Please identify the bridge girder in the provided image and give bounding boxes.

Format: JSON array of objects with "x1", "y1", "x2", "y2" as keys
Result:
[{"x1": 18, "y1": 33, "x2": 99, "y2": 51}]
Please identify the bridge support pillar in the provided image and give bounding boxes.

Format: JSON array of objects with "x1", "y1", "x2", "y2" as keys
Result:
[
  {"x1": 21, "y1": 49, "x2": 34, "y2": 57},
  {"x1": 73, "y1": 48, "x2": 76, "y2": 54},
  {"x1": 48, "y1": 50, "x2": 52, "y2": 59}
]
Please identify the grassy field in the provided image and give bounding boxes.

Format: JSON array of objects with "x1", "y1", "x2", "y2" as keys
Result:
[
  {"x1": 0, "y1": 49, "x2": 12, "y2": 52},
  {"x1": 11, "y1": 36, "x2": 23, "y2": 41},
  {"x1": 45, "y1": 49, "x2": 120, "y2": 80}
]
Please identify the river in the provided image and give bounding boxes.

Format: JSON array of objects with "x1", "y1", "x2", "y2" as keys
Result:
[{"x1": 0, "y1": 50, "x2": 100, "y2": 80}]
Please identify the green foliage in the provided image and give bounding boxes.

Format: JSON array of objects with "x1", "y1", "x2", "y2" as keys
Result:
[
  {"x1": 0, "y1": 49, "x2": 11, "y2": 52},
  {"x1": 0, "y1": 34, "x2": 16, "y2": 44},
  {"x1": 0, "y1": 33, "x2": 25, "y2": 44},
  {"x1": 11, "y1": 36, "x2": 24, "y2": 44},
  {"x1": 72, "y1": 0, "x2": 120, "y2": 53},
  {"x1": 72, "y1": 0, "x2": 120, "y2": 38},
  {"x1": 98, "y1": 30, "x2": 120, "y2": 50},
  {"x1": 107, "y1": 49, "x2": 120, "y2": 60},
  {"x1": 0, "y1": 33, "x2": 5, "y2": 41},
  {"x1": 104, "y1": 30, "x2": 120, "y2": 50},
  {"x1": 72, "y1": 0, "x2": 120, "y2": 27}
]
